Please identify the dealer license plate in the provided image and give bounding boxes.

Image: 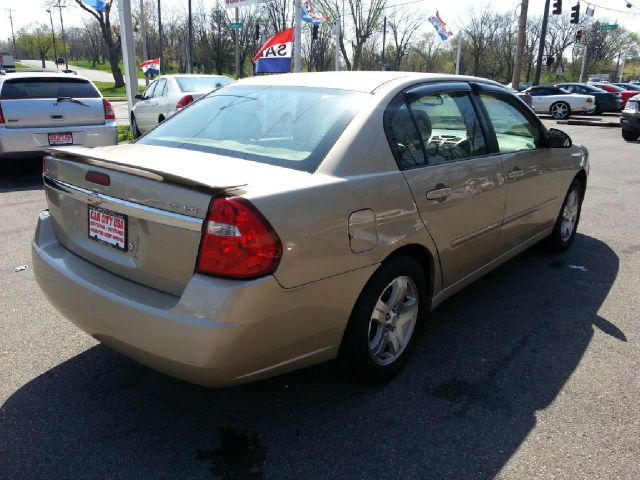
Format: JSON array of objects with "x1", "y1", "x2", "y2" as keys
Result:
[
  {"x1": 88, "y1": 205, "x2": 127, "y2": 251},
  {"x1": 48, "y1": 132, "x2": 73, "y2": 146}
]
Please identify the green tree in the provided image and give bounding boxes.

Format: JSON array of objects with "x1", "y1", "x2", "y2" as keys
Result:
[{"x1": 16, "y1": 24, "x2": 53, "y2": 68}]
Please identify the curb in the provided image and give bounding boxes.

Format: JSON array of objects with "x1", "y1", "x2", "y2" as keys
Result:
[
  {"x1": 557, "y1": 119, "x2": 620, "y2": 127},
  {"x1": 104, "y1": 97, "x2": 128, "y2": 102}
]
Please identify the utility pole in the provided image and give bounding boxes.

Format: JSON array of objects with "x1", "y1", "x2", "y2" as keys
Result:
[
  {"x1": 512, "y1": 0, "x2": 529, "y2": 90},
  {"x1": 455, "y1": 34, "x2": 462, "y2": 74},
  {"x1": 46, "y1": 9, "x2": 59, "y2": 69},
  {"x1": 52, "y1": 0, "x2": 69, "y2": 70},
  {"x1": 381, "y1": 16, "x2": 386, "y2": 70},
  {"x1": 117, "y1": 0, "x2": 139, "y2": 114},
  {"x1": 579, "y1": 45, "x2": 587, "y2": 82},
  {"x1": 293, "y1": 0, "x2": 302, "y2": 72},
  {"x1": 5, "y1": 9, "x2": 17, "y2": 59},
  {"x1": 234, "y1": 7, "x2": 240, "y2": 78},
  {"x1": 139, "y1": 0, "x2": 149, "y2": 85},
  {"x1": 619, "y1": 54, "x2": 626, "y2": 82},
  {"x1": 157, "y1": 0, "x2": 163, "y2": 74},
  {"x1": 187, "y1": 0, "x2": 193, "y2": 73},
  {"x1": 332, "y1": 20, "x2": 340, "y2": 71},
  {"x1": 533, "y1": 0, "x2": 551, "y2": 85}
]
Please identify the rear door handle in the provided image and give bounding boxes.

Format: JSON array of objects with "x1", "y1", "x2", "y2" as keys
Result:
[
  {"x1": 507, "y1": 168, "x2": 525, "y2": 180},
  {"x1": 426, "y1": 187, "x2": 452, "y2": 200}
]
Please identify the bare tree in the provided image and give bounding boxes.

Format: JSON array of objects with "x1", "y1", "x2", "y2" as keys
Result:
[{"x1": 387, "y1": 9, "x2": 421, "y2": 70}]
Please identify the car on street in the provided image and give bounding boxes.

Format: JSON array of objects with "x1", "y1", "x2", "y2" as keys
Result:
[
  {"x1": 131, "y1": 74, "x2": 233, "y2": 137},
  {"x1": 556, "y1": 82, "x2": 624, "y2": 114},
  {"x1": 521, "y1": 85, "x2": 595, "y2": 119},
  {"x1": 620, "y1": 93, "x2": 640, "y2": 141},
  {"x1": 33, "y1": 72, "x2": 589, "y2": 387},
  {"x1": 0, "y1": 72, "x2": 117, "y2": 159},
  {"x1": 591, "y1": 82, "x2": 639, "y2": 107}
]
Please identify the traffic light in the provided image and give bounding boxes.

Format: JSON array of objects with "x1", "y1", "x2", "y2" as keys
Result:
[
  {"x1": 553, "y1": 0, "x2": 562, "y2": 15},
  {"x1": 312, "y1": 24, "x2": 319, "y2": 40},
  {"x1": 255, "y1": 24, "x2": 260, "y2": 40},
  {"x1": 575, "y1": 30, "x2": 583, "y2": 43},
  {"x1": 570, "y1": 2, "x2": 580, "y2": 23}
]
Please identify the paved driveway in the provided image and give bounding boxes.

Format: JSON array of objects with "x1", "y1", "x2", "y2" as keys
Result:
[{"x1": 0, "y1": 122, "x2": 638, "y2": 479}]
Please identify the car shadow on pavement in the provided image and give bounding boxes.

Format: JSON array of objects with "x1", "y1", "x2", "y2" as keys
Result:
[
  {"x1": 0, "y1": 234, "x2": 621, "y2": 480},
  {"x1": 0, "y1": 159, "x2": 43, "y2": 193}
]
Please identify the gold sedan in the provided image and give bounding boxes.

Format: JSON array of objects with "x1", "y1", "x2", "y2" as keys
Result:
[{"x1": 32, "y1": 72, "x2": 588, "y2": 386}]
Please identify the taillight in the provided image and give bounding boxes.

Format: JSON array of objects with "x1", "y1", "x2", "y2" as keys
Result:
[
  {"x1": 586, "y1": 97, "x2": 593, "y2": 103},
  {"x1": 103, "y1": 98, "x2": 115, "y2": 120},
  {"x1": 176, "y1": 94, "x2": 194, "y2": 110},
  {"x1": 0, "y1": 104, "x2": 4, "y2": 124},
  {"x1": 196, "y1": 197, "x2": 282, "y2": 279}
]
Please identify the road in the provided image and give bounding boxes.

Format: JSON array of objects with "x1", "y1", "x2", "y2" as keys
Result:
[
  {"x1": 1, "y1": 122, "x2": 639, "y2": 479},
  {"x1": 20, "y1": 59, "x2": 146, "y2": 85}
]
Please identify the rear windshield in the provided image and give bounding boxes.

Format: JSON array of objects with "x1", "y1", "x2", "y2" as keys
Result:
[
  {"x1": 138, "y1": 85, "x2": 367, "y2": 172},
  {"x1": 175, "y1": 76, "x2": 233, "y2": 92},
  {"x1": 0, "y1": 77, "x2": 100, "y2": 99}
]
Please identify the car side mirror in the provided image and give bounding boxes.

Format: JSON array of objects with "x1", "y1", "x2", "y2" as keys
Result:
[
  {"x1": 547, "y1": 128, "x2": 572, "y2": 148},
  {"x1": 134, "y1": 94, "x2": 144, "y2": 100}
]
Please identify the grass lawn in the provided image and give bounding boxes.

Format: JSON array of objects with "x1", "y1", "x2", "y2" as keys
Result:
[
  {"x1": 15, "y1": 62, "x2": 35, "y2": 69},
  {"x1": 93, "y1": 81, "x2": 145, "y2": 98}
]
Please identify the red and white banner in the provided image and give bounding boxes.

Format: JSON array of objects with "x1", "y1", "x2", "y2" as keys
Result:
[{"x1": 253, "y1": 28, "x2": 294, "y2": 74}]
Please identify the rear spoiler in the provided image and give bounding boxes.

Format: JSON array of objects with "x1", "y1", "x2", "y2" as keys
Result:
[{"x1": 45, "y1": 146, "x2": 246, "y2": 194}]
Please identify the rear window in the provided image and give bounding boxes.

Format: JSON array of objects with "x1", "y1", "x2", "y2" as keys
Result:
[
  {"x1": 175, "y1": 76, "x2": 233, "y2": 92},
  {"x1": 138, "y1": 85, "x2": 367, "y2": 172},
  {"x1": 0, "y1": 77, "x2": 100, "y2": 100}
]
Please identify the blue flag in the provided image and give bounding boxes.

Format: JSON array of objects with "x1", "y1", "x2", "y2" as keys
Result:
[{"x1": 82, "y1": 0, "x2": 108, "y2": 12}]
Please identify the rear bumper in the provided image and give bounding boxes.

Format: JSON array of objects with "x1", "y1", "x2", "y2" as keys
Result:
[
  {"x1": 32, "y1": 210, "x2": 376, "y2": 386},
  {"x1": 0, "y1": 122, "x2": 117, "y2": 159},
  {"x1": 597, "y1": 100, "x2": 624, "y2": 112}
]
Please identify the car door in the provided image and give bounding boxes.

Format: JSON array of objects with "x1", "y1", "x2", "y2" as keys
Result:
[
  {"x1": 135, "y1": 80, "x2": 158, "y2": 132},
  {"x1": 149, "y1": 78, "x2": 167, "y2": 126},
  {"x1": 385, "y1": 82, "x2": 506, "y2": 288},
  {"x1": 531, "y1": 88, "x2": 552, "y2": 111},
  {"x1": 474, "y1": 84, "x2": 564, "y2": 254}
]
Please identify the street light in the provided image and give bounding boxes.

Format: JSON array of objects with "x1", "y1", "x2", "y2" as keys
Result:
[
  {"x1": 52, "y1": 0, "x2": 69, "y2": 71},
  {"x1": 46, "y1": 9, "x2": 59, "y2": 69}
]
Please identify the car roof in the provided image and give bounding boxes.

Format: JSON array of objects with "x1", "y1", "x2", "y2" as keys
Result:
[
  {"x1": 232, "y1": 71, "x2": 503, "y2": 93},
  {"x1": 0, "y1": 71, "x2": 93, "y2": 82}
]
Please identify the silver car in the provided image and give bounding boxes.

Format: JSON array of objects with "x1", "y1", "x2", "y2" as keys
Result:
[
  {"x1": 130, "y1": 74, "x2": 233, "y2": 137},
  {"x1": 0, "y1": 72, "x2": 117, "y2": 159}
]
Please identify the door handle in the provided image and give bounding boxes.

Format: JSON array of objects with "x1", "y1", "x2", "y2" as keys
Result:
[
  {"x1": 426, "y1": 187, "x2": 452, "y2": 200},
  {"x1": 507, "y1": 168, "x2": 525, "y2": 180}
]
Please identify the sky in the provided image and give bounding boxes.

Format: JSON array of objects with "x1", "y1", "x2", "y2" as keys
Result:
[{"x1": 2, "y1": 0, "x2": 640, "y2": 55}]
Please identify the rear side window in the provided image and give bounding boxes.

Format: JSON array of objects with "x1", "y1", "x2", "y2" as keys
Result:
[
  {"x1": 176, "y1": 77, "x2": 233, "y2": 92},
  {"x1": 387, "y1": 91, "x2": 487, "y2": 169},
  {"x1": 0, "y1": 77, "x2": 100, "y2": 99},
  {"x1": 479, "y1": 92, "x2": 541, "y2": 153}
]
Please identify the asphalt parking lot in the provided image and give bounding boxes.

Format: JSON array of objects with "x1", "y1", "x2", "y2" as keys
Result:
[{"x1": 1, "y1": 121, "x2": 638, "y2": 479}]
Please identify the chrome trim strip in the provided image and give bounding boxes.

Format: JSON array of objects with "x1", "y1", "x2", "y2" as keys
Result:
[
  {"x1": 502, "y1": 196, "x2": 558, "y2": 227},
  {"x1": 451, "y1": 221, "x2": 501, "y2": 248},
  {"x1": 44, "y1": 176, "x2": 203, "y2": 232}
]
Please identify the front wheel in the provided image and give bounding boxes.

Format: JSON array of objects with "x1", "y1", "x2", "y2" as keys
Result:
[
  {"x1": 340, "y1": 256, "x2": 428, "y2": 384},
  {"x1": 622, "y1": 129, "x2": 640, "y2": 141},
  {"x1": 550, "y1": 102, "x2": 571, "y2": 120},
  {"x1": 547, "y1": 178, "x2": 584, "y2": 251}
]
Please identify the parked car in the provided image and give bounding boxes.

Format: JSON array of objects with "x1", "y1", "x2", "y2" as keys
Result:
[
  {"x1": 0, "y1": 72, "x2": 117, "y2": 159},
  {"x1": 591, "y1": 82, "x2": 639, "y2": 107},
  {"x1": 131, "y1": 74, "x2": 233, "y2": 137},
  {"x1": 504, "y1": 86, "x2": 533, "y2": 109},
  {"x1": 612, "y1": 82, "x2": 640, "y2": 92},
  {"x1": 522, "y1": 85, "x2": 595, "y2": 119},
  {"x1": 33, "y1": 72, "x2": 588, "y2": 387},
  {"x1": 55, "y1": 57, "x2": 65, "y2": 65},
  {"x1": 620, "y1": 93, "x2": 640, "y2": 141},
  {"x1": 556, "y1": 82, "x2": 623, "y2": 114}
]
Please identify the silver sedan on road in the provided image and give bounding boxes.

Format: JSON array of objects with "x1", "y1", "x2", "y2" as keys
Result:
[
  {"x1": 0, "y1": 72, "x2": 117, "y2": 159},
  {"x1": 130, "y1": 74, "x2": 233, "y2": 137}
]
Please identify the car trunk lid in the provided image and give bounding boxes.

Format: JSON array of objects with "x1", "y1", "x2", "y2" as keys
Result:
[{"x1": 42, "y1": 144, "x2": 308, "y2": 295}]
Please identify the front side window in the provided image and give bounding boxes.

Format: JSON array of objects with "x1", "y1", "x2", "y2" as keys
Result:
[
  {"x1": 480, "y1": 92, "x2": 541, "y2": 153},
  {"x1": 143, "y1": 81, "x2": 157, "y2": 99},
  {"x1": 138, "y1": 85, "x2": 367, "y2": 172},
  {"x1": 152, "y1": 79, "x2": 167, "y2": 97}
]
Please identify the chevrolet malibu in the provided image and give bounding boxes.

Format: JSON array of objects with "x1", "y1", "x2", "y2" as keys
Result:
[{"x1": 33, "y1": 72, "x2": 588, "y2": 386}]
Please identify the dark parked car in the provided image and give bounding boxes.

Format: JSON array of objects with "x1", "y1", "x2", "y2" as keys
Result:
[
  {"x1": 55, "y1": 57, "x2": 65, "y2": 65},
  {"x1": 621, "y1": 93, "x2": 640, "y2": 141},
  {"x1": 556, "y1": 83, "x2": 624, "y2": 114},
  {"x1": 613, "y1": 82, "x2": 640, "y2": 92}
]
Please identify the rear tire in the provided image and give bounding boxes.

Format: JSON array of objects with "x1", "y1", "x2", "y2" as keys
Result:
[
  {"x1": 547, "y1": 178, "x2": 584, "y2": 252},
  {"x1": 131, "y1": 114, "x2": 141, "y2": 139},
  {"x1": 340, "y1": 256, "x2": 428, "y2": 384},
  {"x1": 550, "y1": 101, "x2": 571, "y2": 120},
  {"x1": 622, "y1": 129, "x2": 640, "y2": 141}
]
